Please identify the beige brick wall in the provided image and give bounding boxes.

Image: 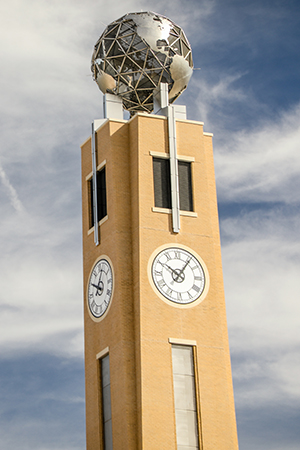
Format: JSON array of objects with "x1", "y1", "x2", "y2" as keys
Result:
[{"x1": 81, "y1": 114, "x2": 238, "y2": 450}]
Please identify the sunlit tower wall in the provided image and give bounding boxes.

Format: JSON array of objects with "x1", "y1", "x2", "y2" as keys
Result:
[{"x1": 81, "y1": 11, "x2": 239, "y2": 450}]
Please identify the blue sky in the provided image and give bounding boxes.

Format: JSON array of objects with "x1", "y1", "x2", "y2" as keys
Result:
[{"x1": 0, "y1": 0, "x2": 300, "y2": 449}]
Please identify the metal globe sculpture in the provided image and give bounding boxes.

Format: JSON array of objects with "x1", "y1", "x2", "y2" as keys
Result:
[{"x1": 91, "y1": 11, "x2": 193, "y2": 113}]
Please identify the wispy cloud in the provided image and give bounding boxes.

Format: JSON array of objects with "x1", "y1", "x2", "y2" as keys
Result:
[
  {"x1": 0, "y1": 0, "x2": 299, "y2": 449},
  {"x1": 222, "y1": 204, "x2": 300, "y2": 449},
  {"x1": 192, "y1": 73, "x2": 248, "y2": 128},
  {"x1": 0, "y1": 165, "x2": 25, "y2": 212},
  {"x1": 215, "y1": 103, "x2": 300, "y2": 203}
]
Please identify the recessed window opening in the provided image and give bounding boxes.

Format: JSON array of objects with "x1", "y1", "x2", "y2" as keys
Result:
[
  {"x1": 178, "y1": 160, "x2": 193, "y2": 212},
  {"x1": 152, "y1": 157, "x2": 194, "y2": 212},
  {"x1": 172, "y1": 344, "x2": 199, "y2": 450},
  {"x1": 100, "y1": 354, "x2": 113, "y2": 450},
  {"x1": 153, "y1": 157, "x2": 171, "y2": 209},
  {"x1": 89, "y1": 166, "x2": 107, "y2": 228}
]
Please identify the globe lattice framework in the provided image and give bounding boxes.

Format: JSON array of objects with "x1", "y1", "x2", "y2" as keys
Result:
[{"x1": 91, "y1": 12, "x2": 193, "y2": 113}]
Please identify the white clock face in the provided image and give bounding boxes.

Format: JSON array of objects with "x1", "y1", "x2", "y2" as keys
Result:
[
  {"x1": 88, "y1": 258, "x2": 113, "y2": 319},
  {"x1": 151, "y1": 247, "x2": 206, "y2": 304}
]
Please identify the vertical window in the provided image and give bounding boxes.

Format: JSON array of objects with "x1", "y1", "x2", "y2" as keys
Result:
[
  {"x1": 89, "y1": 166, "x2": 107, "y2": 228},
  {"x1": 178, "y1": 161, "x2": 193, "y2": 212},
  {"x1": 101, "y1": 354, "x2": 113, "y2": 450},
  {"x1": 152, "y1": 158, "x2": 193, "y2": 211},
  {"x1": 153, "y1": 157, "x2": 171, "y2": 209},
  {"x1": 172, "y1": 344, "x2": 199, "y2": 450}
]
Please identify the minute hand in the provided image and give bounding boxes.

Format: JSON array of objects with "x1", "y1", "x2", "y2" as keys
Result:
[{"x1": 174, "y1": 257, "x2": 191, "y2": 282}]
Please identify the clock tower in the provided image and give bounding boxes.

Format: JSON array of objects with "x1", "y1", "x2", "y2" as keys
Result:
[{"x1": 81, "y1": 11, "x2": 239, "y2": 450}]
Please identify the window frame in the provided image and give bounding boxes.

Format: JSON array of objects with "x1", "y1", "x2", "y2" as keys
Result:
[
  {"x1": 97, "y1": 348, "x2": 113, "y2": 450},
  {"x1": 151, "y1": 152, "x2": 196, "y2": 215},
  {"x1": 170, "y1": 341, "x2": 202, "y2": 450}
]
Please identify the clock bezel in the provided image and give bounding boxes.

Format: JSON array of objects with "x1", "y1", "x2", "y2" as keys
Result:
[
  {"x1": 86, "y1": 255, "x2": 114, "y2": 322},
  {"x1": 148, "y1": 243, "x2": 210, "y2": 308}
]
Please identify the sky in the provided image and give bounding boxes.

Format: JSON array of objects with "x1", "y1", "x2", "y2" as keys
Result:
[{"x1": 0, "y1": 0, "x2": 300, "y2": 449}]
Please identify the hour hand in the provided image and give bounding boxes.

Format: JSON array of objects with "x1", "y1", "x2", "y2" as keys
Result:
[
  {"x1": 161, "y1": 263, "x2": 177, "y2": 275},
  {"x1": 161, "y1": 263, "x2": 185, "y2": 283},
  {"x1": 91, "y1": 282, "x2": 103, "y2": 294}
]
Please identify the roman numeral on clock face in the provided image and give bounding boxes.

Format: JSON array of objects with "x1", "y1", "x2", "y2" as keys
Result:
[
  {"x1": 165, "y1": 287, "x2": 173, "y2": 297},
  {"x1": 158, "y1": 279, "x2": 166, "y2": 288}
]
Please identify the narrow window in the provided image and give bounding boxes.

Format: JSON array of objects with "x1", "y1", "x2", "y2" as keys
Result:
[
  {"x1": 153, "y1": 157, "x2": 171, "y2": 209},
  {"x1": 172, "y1": 344, "x2": 199, "y2": 449},
  {"x1": 89, "y1": 166, "x2": 107, "y2": 228},
  {"x1": 153, "y1": 158, "x2": 193, "y2": 212},
  {"x1": 101, "y1": 354, "x2": 113, "y2": 450},
  {"x1": 178, "y1": 161, "x2": 193, "y2": 211}
]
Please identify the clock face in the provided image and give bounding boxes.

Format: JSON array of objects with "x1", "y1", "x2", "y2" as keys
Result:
[
  {"x1": 151, "y1": 247, "x2": 206, "y2": 305},
  {"x1": 88, "y1": 258, "x2": 113, "y2": 319}
]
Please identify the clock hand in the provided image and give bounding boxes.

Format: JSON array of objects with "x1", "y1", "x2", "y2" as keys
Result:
[
  {"x1": 161, "y1": 263, "x2": 177, "y2": 275},
  {"x1": 94, "y1": 269, "x2": 105, "y2": 292},
  {"x1": 173, "y1": 257, "x2": 191, "y2": 282},
  {"x1": 95, "y1": 268, "x2": 104, "y2": 288},
  {"x1": 181, "y1": 257, "x2": 192, "y2": 273},
  {"x1": 91, "y1": 280, "x2": 104, "y2": 295},
  {"x1": 161, "y1": 262, "x2": 185, "y2": 283},
  {"x1": 183, "y1": 257, "x2": 192, "y2": 271}
]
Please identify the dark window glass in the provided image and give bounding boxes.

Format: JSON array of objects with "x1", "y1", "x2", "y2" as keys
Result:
[
  {"x1": 89, "y1": 167, "x2": 107, "y2": 228},
  {"x1": 153, "y1": 158, "x2": 193, "y2": 212},
  {"x1": 153, "y1": 157, "x2": 171, "y2": 209},
  {"x1": 178, "y1": 161, "x2": 193, "y2": 211}
]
